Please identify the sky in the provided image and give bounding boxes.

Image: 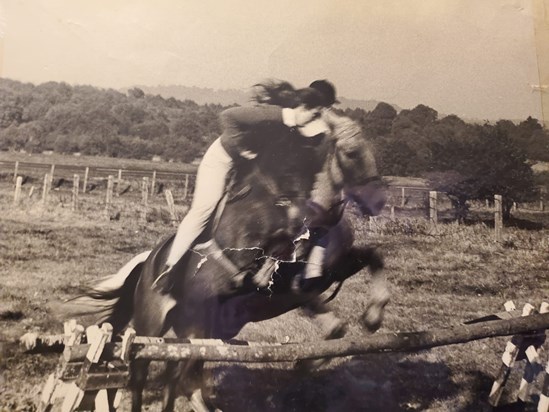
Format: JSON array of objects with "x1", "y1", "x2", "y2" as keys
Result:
[{"x1": 0, "y1": 0, "x2": 546, "y2": 122}]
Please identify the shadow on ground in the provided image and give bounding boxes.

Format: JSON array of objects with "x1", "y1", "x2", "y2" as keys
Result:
[{"x1": 183, "y1": 354, "x2": 482, "y2": 411}]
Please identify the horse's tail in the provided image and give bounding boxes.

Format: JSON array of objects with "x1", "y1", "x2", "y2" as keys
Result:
[{"x1": 63, "y1": 251, "x2": 151, "y2": 335}]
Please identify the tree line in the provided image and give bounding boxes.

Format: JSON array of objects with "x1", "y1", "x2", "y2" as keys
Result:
[
  {"x1": 341, "y1": 102, "x2": 549, "y2": 218},
  {"x1": 0, "y1": 79, "x2": 227, "y2": 162},
  {"x1": 1, "y1": 78, "x2": 548, "y2": 219}
]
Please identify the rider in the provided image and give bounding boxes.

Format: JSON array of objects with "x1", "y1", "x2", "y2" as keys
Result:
[
  {"x1": 152, "y1": 82, "x2": 331, "y2": 292},
  {"x1": 293, "y1": 79, "x2": 355, "y2": 292}
]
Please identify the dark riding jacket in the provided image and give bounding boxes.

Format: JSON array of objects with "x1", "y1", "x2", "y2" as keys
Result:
[{"x1": 219, "y1": 105, "x2": 293, "y2": 161}]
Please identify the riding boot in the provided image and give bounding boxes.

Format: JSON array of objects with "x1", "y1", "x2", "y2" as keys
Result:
[
  {"x1": 252, "y1": 258, "x2": 278, "y2": 288},
  {"x1": 293, "y1": 227, "x2": 329, "y2": 294}
]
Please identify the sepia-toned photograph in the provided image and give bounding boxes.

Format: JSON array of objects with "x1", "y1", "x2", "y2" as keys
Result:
[{"x1": 1, "y1": 1, "x2": 548, "y2": 410}]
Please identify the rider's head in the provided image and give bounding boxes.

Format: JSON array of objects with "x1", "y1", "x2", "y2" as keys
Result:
[
  {"x1": 293, "y1": 87, "x2": 326, "y2": 127},
  {"x1": 309, "y1": 79, "x2": 339, "y2": 108}
]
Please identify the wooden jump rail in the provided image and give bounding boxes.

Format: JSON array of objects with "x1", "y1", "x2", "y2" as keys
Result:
[{"x1": 23, "y1": 304, "x2": 549, "y2": 411}]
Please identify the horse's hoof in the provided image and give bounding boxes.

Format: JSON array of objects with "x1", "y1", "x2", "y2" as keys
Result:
[
  {"x1": 361, "y1": 297, "x2": 389, "y2": 333},
  {"x1": 295, "y1": 357, "x2": 328, "y2": 375},
  {"x1": 325, "y1": 320, "x2": 348, "y2": 340},
  {"x1": 190, "y1": 389, "x2": 212, "y2": 412}
]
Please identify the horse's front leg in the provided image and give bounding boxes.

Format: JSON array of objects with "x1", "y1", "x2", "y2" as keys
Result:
[
  {"x1": 295, "y1": 297, "x2": 347, "y2": 373},
  {"x1": 302, "y1": 297, "x2": 347, "y2": 339},
  {"x1": 360, "y1": 249, "x2": 390, "y2": 332}
]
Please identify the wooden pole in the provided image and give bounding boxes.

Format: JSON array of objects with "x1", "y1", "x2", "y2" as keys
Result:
[
  {"x1": 141, "y1": 177, "x2": 149, "y2": 223},
  {"x1": 164, "y1": 189, "x2": 177, "y2": 226},
  {"x1": 368, "y1": 216, "x2": 377, "y2": 233},
  {"x1": 494, "y1": 194, "x2": 503, "y2": 241},
  {"x1": 116, "y1": 169, "x2": 122, "y2": 196},
  {"x1": 82, "y1": 167, "x2": 89, "y2": 194},
  {"x1": 13, "y1": 161, "x2": 19, "y2": 183},
  {"x1": 105, "y1": 175, "x2": 114, "y2": 217},
  {"x1": 49, "y1": 164, "x2": 55, "y2": 186},
  {"x1": 429, "y1": 191, "x2": 438, "y2": 225},
  {"x1": 183, "y1": 174, "x2": 189, "y2": 200},
  {"x1": 150, "y1": 171, "x2": 156, "y2": 197},
  {"x1": 53, "y1": 312, "x2": 549, "y2": 363},
  {"x1": 517, "y1": 302, "x2": 549, "y2": 402},
  {"x1": 72, "y1": 175, "x2": 79, "y2": 212},
  {"x1": 28, "y1": 186, "x2": 35, "y2": 199},
  {"x1": 401, "y1": 187, "x2": 405, "y2": 207},
  {"x1": 41, "y1": 174, "x2": 50, "y2": 205},
  {"x1": 13, "y1": 176, "x2": 23, "y2": 205},
  {"x1": 390, "y1": 205, "x2": 395, "y2": 220},
  {"x1": 488, "y1": 304, "x2": 535, "y2": 407}
]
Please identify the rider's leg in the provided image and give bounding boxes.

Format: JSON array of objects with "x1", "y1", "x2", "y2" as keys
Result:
[
  {"x1": 295, "y1": 227, "x2": 329, "y2": 293},
  {"x1": 153, "y1": 138, "x2": 233, "y2": 291}
]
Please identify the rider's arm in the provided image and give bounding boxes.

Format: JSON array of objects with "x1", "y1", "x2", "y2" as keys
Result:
[{"x1": 219, "y1": 105, "x2": 284, "y2": 159}]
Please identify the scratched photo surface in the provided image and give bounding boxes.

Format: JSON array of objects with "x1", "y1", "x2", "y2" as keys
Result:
[{"x1": 1, "y1": 1, "x2": 548, "y2": 411}]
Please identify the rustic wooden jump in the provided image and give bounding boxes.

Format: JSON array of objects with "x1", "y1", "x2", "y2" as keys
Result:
[
  {"x1": 21, "y1": 301, "x2": 549, "y2": 411},
  {"x1": 24, "y1": 311, "x2": 549, "y2": 364}
]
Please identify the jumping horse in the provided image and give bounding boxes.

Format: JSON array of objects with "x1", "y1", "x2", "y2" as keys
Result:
[{"x1": 70, "y1": 119, "x2": 389, "y2": 411}]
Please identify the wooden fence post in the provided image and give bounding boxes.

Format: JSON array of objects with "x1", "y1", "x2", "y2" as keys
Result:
[
  {"x1": 13, "y1": 176, "x2": 22, "y2": 205},
  {"x1": 183, "y1": 174, "x2": 189, "y2": 200},
  {"x1": 494, "y1": 194, "x2": 503, "y2": 241},
  {"x1": 540, "y1": 188, "x2": 545, "y2": 212},
  {"x1": 28, "y1": 186, "x2": 35, "y2": 199},
  {"x1": 164, "y1": 189, "x2": 177, "y2": 226},
  {"x1": 429, "y1": 191, "x2": 438, "y2": 225},
  {"x1": 41, "y1": 174, "x2": 50, "y2": 205},
  {"x1": 517, "y1": 302, "x2": 549, "y2": 402},
  {"x1": 105, "y1": 175, "x2": 114, "y2": 218},
  {"x1": 141, "y1": 177, "x2": 149, "y2": 223},
  {"x1": 82, "y1": 167, "x2": 89, "y2": 194},
  {"x1": 488, "y1": 303, "x2": 535, "y2": 407},
  {"x1": 401, "y1": 187, "x2": 405, "y2": 207},
  {"x1": 150, "y1": 171, "x2": 157, "y2": 197},
  {"x1": 49, "y1": 164, "x2": 55, "y2": 186},
  {"x1": 368, "y1": 216, "x2": 377, "y2": 233},
  {"x1": 390, "y1": 205, "x2": 395, "y2": 220},
  {"x1": 116, "y1": 169, "x2": 123, "y2": 196},
  {"x1": 13, "y1": 161, "x2": 19, "y2": 183},
  {"x1": 72, "y1": 175, "x2": 79, "y2": 212}
]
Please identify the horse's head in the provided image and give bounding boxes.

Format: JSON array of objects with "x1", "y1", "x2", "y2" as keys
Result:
[{"x1": 330, "y1": 119, "x2": 387, "y2": 216}]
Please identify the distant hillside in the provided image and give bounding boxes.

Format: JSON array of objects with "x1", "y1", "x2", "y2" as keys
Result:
[{"x1": 133, "y1": 85, "x2": 401, "y2": 112}]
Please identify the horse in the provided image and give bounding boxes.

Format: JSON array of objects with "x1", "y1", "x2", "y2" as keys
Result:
[{"x1": 69, "y1": 119, "x2": 389, "y2": 411}]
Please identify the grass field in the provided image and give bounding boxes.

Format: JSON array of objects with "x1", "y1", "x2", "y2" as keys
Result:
[{"x1": 0, "y1": 167, "x2": 548, "y2": 411}]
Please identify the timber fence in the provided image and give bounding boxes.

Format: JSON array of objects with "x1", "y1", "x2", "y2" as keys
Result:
[
  {"x1": 4, "y1": 160, "x2": 548, "y2": 237},
  {"x1": 5, "y1": 161, "x2": 196, "y2": 224},
  {"x1": 18, "y1": 301, "x2": 549, "y2": 411}
]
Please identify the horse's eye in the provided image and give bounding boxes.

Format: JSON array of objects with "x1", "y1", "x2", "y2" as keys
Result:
[{"x1": 344, "y1": 150, "x2": 360, "y2": 159}]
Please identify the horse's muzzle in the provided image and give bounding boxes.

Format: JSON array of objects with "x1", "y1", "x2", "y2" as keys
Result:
[{"x1": 345, "y1": 182, "x2": 387, "y2": 216}]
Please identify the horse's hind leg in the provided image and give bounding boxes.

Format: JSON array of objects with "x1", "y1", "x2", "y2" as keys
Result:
[
  {"x1": 129, "y1": 359, "x2": 150, "y2": 412},
  {"x1": 162, "y1": 361, "x2": 183, "y2": 412},
  {"x1": 169, "y1": 359, "x2": 214, "y2": 412}
]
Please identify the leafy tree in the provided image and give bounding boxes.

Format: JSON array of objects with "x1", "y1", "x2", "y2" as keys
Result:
[
  {"x1": 427, "y1": 124, "x2": 536, "y2": 220},
  {"x1": 128, "y1": 87, "x2": 145, "y2": 99}
]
